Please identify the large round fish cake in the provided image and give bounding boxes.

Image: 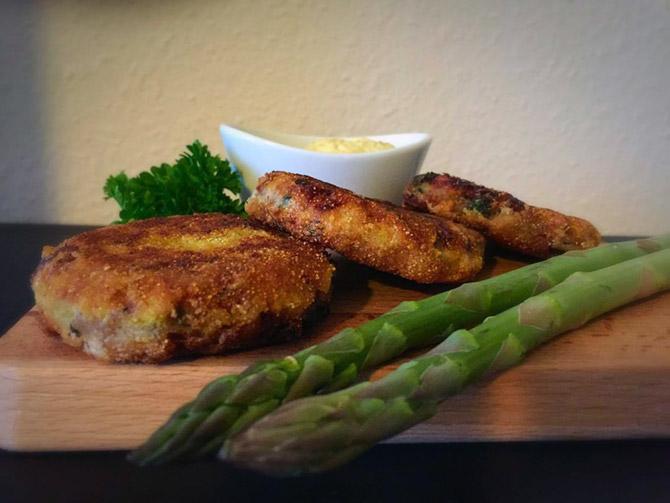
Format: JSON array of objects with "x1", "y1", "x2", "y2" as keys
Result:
[
  {"x1": 31, "y1": 213, "x2": 334, "y2": 363},
  {"x1": 245, "y1": 172, "x2": 485, "y2": 283}
]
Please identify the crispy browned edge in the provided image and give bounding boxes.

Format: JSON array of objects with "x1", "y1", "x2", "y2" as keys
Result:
[
  {"x1": 31, "y1": 213, "x2": 334, "y2": 363},
  {"x1": 245, "y1": 171, "x2": 485, "y2": 283},
  {"x1": 404, "y1": 172, "x2": 601, "y2": 258}
]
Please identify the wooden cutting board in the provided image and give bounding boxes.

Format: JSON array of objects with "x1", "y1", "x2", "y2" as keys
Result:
[{"x1": 1, "y1": 255, "x2": 670, "y2": 452}]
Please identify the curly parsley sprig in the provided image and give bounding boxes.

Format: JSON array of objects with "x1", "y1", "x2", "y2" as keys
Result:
[{"x1": 104, "y1": 141, "x2": 246, "y2": 223}]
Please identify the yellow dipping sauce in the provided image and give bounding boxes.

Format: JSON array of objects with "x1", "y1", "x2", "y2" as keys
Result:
[{"x1": 305, "y1": 137, "x2": 394, "y2": 154}]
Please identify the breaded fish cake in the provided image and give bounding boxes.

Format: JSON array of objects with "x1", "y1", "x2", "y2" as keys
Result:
[
  {"x1": 31, "y1": 213, "x2": 334, "y2": 363},
  {"x1": 245, "y1": 172, "x2": 485, "y2": 283},
  {"x1": 403, "y1": 172, "x2": 601, "y2": 258}
]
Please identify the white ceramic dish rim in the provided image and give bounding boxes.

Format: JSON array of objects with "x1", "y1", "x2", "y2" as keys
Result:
[{"x1": 220, "y1": 124, "x2": 432, "y2": 158}]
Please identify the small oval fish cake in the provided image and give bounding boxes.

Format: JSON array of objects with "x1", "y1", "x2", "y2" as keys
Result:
[
  {"x1": 31, "y1": 213, "x2": 334, "y2": 363},
  {"x1": 404, "y1": 172, "x2": 601, "y2": 258},
  {"x1": 245, "y1": 171, "x2": 485, "y2": 284}
]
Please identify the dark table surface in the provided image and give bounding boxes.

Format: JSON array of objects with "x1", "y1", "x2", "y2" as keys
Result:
[{"x1": 1, "y1": 224, "x2": 669, "y2": 503}]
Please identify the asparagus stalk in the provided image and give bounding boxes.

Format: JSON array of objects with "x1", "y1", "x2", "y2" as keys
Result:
[
  {"x1": 129, "y1": 236, "x2": 670, "y2": 465},
  {"x1": 224, "y1": 248, "x2": 670, "y2": 475}
]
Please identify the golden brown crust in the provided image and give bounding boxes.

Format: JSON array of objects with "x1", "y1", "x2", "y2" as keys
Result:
[
  {"x1": 403, "y1": 172, "x2": 602, "y2": 258},
  {"x1": 31, "y1": 213, "x2": 334, "y2": 363},
  {"x1": 245, "y1": 172, "x2": 485, "y2": 283}
]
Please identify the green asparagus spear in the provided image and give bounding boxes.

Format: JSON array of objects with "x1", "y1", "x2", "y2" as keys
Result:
[
  {"x1": 224, "y1": 248, "x2": 670, "y2": 475},
  {"x1": 129, "y1": 236, "x2": 670, "y2": 465}
]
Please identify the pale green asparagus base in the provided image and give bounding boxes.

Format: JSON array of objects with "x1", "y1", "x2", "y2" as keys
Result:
[
  {"x1": 224, "y1": 248, "x2": 670, "y2": 476},
  {"x1": 130, "y1": 236, "x2": 670, "y2": 465}
]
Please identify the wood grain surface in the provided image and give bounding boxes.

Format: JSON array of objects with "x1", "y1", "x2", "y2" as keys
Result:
[{"x1": 1, "y1": 255, "x2": 670, "y2": 452}]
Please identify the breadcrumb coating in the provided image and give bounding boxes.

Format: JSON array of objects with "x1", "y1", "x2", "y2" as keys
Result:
[
  {"x1": 246, "y1": 172, "x2": 485, "y2": 283},
  {"x1": 404, "y1": 172, "x2": 601, "y2": 258},
  {"x1": 31, "y1": 213, "x2": 333, "y2": 363}
]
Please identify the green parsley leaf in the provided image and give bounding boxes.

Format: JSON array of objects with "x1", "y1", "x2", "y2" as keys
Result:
[{"x1": 103, "y1": 140, "x2": 246, "y2": 223}]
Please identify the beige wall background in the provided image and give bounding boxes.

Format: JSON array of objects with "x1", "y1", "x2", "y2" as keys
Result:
[{"x1": 1, "y1": 0, "x2": 669, "y2": 234}]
